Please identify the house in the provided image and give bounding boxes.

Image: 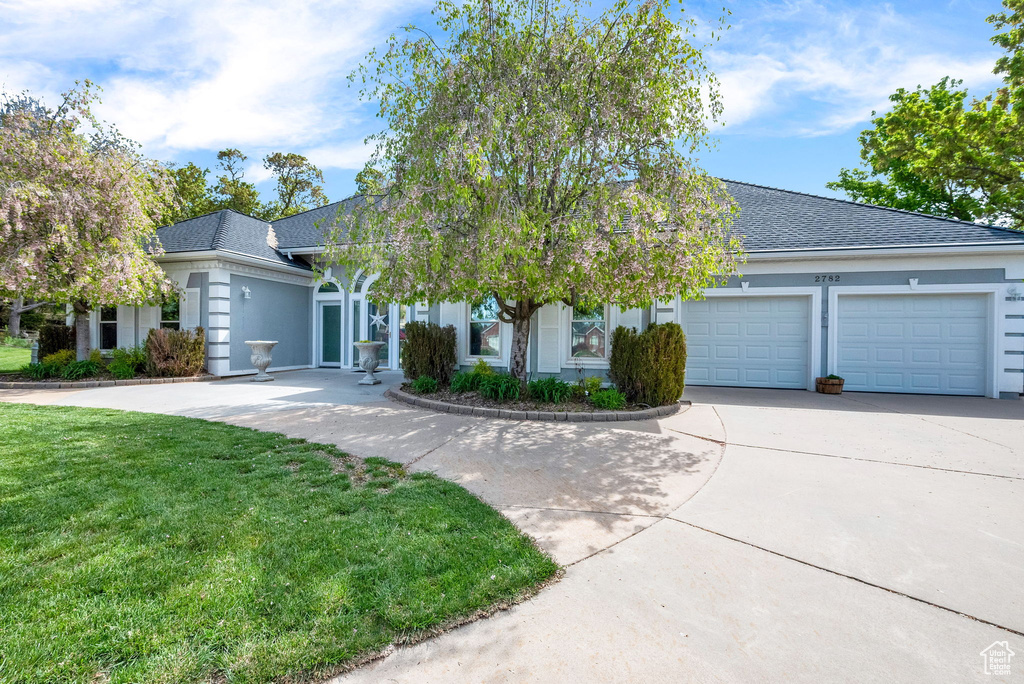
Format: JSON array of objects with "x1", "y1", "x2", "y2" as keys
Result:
[{"x1": 86, "y1": 180, "x2": 1024, "y2": 399}]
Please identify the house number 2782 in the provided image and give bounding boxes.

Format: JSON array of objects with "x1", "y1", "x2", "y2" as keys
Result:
[{"x1": 814, "y1": 275, "x2": 841, "y2": 282}]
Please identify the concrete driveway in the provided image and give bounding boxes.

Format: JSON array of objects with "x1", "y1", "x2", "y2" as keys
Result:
[{"x1": 3, "y1": 371, "x2": 1022, "y2": 682}]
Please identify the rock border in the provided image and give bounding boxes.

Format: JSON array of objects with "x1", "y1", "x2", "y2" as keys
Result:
[
  {"x1": 0, "y1": 374, "x2": 218, "y2": 390},
  {"x1": 385, "y1": 386, "x2": 686, "y2": 422}
]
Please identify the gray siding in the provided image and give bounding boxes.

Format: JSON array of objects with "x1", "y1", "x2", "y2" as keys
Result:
[{"x1": 229, "y1": 275, "x2": 311, "y2": 370}]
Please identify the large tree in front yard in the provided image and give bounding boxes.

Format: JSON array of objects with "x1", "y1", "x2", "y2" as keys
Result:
[
  {"x1": 324, "y1": 0, "x2": 740, "y2": 382},
  {"x1": 0, "y1": 83, "x2": 177, "y2": 359}
]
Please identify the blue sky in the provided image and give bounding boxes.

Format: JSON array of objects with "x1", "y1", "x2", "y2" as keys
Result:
[{"x1": 0, "y1": 0, "x2": 1008, "y2": 203}]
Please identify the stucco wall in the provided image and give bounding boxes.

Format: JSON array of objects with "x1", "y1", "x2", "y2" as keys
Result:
[{"x1": 229, "y1": 274, "x2": 311, "y2": 370}]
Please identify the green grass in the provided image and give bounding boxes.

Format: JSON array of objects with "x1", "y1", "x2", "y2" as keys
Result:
[
  {"x1": 0, "y1": 345, "x2": 30, "y2": 373},
  {"x1": 0, "y1": 404, "x2": 558, "y2": 683}
]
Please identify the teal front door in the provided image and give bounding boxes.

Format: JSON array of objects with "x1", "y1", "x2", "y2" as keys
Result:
[{"x1": 321, "y1": 303, "x2": 341, "y2": 366}]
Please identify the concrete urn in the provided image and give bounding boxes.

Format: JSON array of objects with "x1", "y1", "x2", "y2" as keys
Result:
[
  {"x1": 244, "y1": 340, "x2": 278, "y2": 382},
  {"x1": 354, "y1": 341, "x2": 386, "y2": 385}
]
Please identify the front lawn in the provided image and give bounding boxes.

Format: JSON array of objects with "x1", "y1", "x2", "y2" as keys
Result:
[
  {"x1": 0, "y1": 344, "x2": 30, "y2": 373},
  {"x1": 0, "y1": 404, "x2": 558, "y2": 683}
]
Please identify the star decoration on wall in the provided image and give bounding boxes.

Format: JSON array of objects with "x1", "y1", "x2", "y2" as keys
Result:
[{"x1": 369, "y1": 311, "x2": 389, "y2": 334}]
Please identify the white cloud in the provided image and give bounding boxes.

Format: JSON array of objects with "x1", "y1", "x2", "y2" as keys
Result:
[
  {"x1": 709, "y1": 1, "x2": 1004, "y2": 136},
  {"x1": 304, "y1": 140, "x2": 378, "y2": 171}
]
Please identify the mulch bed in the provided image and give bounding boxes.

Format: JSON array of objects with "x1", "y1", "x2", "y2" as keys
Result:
[{"x1": 416, "y1": 387, "x2": 647, "y2": 413}]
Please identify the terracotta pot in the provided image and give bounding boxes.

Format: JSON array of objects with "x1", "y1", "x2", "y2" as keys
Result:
[{"x1": 815, "y1": 377, "x2": 844, "y2": 394}]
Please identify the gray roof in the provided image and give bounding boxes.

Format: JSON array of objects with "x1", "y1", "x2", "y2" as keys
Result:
[
  {"x1": 155, "y1": 209, "x2": 311, "y2": 270},
  {"x1": 723, "y1": 180, "x2": 1024, "y2": 252},
  {"x1": 154, "y1": 182, "x2": 1024, "y2": 264}
]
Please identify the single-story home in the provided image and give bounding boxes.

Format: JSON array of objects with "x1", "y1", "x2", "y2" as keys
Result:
[{"x1": 86, "y1": 180, "x2": 1024, "y2": 399}]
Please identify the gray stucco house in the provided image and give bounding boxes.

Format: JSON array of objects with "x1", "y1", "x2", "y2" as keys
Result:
[{"x1": 86, "y1": 180, "x2": 1024, "y2": 399}]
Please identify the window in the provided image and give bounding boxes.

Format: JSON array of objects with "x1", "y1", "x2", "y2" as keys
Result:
[
  {"x1": 318, "y1": 281, "x2": 340, "y2": 293},
  {"x1": 99, "y1": 306, "x2": 118, "y2": 350},
  {"x1": 571, "y1": 303, "x2": 606, "y2": 358},
  {"x1": 161, "y1": 300, "x2": 180, "y2": 330},
  {"x1": 469, "y1": 297, "x2": 501, "y2": 356}
]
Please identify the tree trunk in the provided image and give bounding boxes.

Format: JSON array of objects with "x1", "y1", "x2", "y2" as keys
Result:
[
  {"x1": 73, "y1": 300, "x2": 91, "y2": 361},
  {"x1": 7, "y1": 298, "x2": 22, "y2": 338},
  {"x1": 508, "y1": 301, "x2": 533, "y2": 384}
]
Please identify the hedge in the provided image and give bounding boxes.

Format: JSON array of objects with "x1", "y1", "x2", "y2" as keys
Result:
[
  {"x1": 608, "y1": 322, "x2": 687, "y2": 406},
  {"x1": 400, "y1": 321, "x2": 457, "y2": 385}
]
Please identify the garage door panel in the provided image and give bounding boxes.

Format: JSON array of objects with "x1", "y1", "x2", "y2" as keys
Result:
[
  {"x1": 682, "y1": 295, "x2": 810, "y2": 390},
  {"x1": 836, "y1": 294, "x2": 988, "y2": 396}
]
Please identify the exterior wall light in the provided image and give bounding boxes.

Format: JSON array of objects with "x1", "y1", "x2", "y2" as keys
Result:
[{"x1": 241, "y1": 286, "x2": 252, "y2": 299}]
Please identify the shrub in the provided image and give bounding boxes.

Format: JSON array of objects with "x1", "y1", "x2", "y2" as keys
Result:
[
  {"x1": 38, "y1": 324, "x2": 75, "y2": 358},
  {"x1": 108, "y1": 361, "x2": 136, "y2": 380},
  {"x1": 112, "y1": 346, "x2": 148, "y2": 374},
  {"x1": 527, "y1": 377, "x2": 574, "y2": 404},
  {"x1": 450, "y1": 371, "x2": 477, "y2": 393},
  {"x1": 477, "y1": 373, "x2": 520, "y2": 402},
  {"x1": 145, "y1": 327, "x2": 206, "y2": 377},
  {"x1": 1, "y1": 335, "x2": 34, "y2": 348},
  {"x1": 590, "y1": 388, "x2": 626, "y2": 410},
  {"x1": 21, "y1": 362, "x2": 59, "y2": 380},
  {"x1": 608, "y1": 322, "x2": 687, "y2": 406},
  {"x1": 61, "y1": 360, "x2": 99, "y2": 380},
  {"x1": 88, "y1": 348, "x2": 104, "y2": 365},
  {"x1": 410, "y1": 375, "x2": 439, "y2": 394},
  {"x1": 471, "y1": 358, "x2": 495, "y2": 376},
  {"x1": 41, "y1": 349, "x2": 75, "y2": 368},
  {"x1": 401, "y1": 322, "x2": 457, "y2": 385}
]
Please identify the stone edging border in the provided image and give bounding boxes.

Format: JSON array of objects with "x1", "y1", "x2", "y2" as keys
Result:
[
  {"x1": 385, "y1": 386, "x2": 686, "y2": 422},
  {"x1": 0, "y1": 374, "x2": 218, "y2": 390}
]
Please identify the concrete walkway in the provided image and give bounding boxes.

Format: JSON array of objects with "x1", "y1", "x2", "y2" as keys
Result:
[{"x1": 3, "y1": 371, "x2": 1022, "y2": 682}]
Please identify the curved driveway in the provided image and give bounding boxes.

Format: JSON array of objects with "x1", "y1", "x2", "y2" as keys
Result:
[{"x1": 3, "y1": 371, "x2": 1021, "y2": 682}]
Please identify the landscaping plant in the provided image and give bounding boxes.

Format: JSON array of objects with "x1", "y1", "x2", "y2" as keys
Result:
[
  {"x1": 590, "y1": 388, "x2": 627, "y2": 410},
  {"x1": 37, "y1": 323, "x2": 74, "y2": 358},
  {"x1": 59, "y1": 360, "x2": 99, "y2": 380},
  {"x1": 477, "y1": 373, "x2": 521, "y2": 402},
  {"x1": 450, "y1": 370, "x2": 477, "y2": 393},
  {"x1": 409, "y1": 375, "x2": 439, "y2": 394},
  {"x1": 400, "y1": 321, "x2": 457, "y2": 385},
  {"x1": 19, "y1": 362, "x2": 58, "y2": 380},
  {"x1": 608, "y1": 322, "x2": 687, "y2": 406},
  {"x1": 145, "y1": 327, "x2": 206, "y2": 377},
  {"x1": 527, "y1": 377, "x2": 574, "y2": 404},
  {"x1": 41, "y1": 349, "x2": 75, "y2": 368}
]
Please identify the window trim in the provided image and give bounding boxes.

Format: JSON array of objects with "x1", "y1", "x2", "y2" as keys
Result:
[
  {"x1": 565, "y1": 303, "x2": 610, "y2": 366},
  {"x1": 98, "y1": 306, "x2": 118, "y2": 350},
  {"x1": 466, "y1": 299, "x2": 504, "y2": 361},
  {"x1": 160, "y1": 300, "x2": 181, "y2": 331}
]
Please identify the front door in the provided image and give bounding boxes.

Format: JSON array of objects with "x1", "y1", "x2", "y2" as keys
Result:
[{"x1": 320, "y1": 302, "x2": 342, "y2": 367}]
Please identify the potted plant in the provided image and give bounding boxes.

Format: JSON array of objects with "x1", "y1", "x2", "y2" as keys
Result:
[
  {"x1": 353, "y1": 340, "x2": 386, "y2": 385},
  {"x1": 815, "y1": 374, "x2": 845, "y2": 394}
]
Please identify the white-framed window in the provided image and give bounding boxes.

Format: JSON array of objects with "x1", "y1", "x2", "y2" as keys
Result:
[
  {"x1": 469, "y1": 297, "x2": 502, "y2": 357},
  {"x1": 570, "y1": 303, "x2": 607, "y2": 359},
  {"x1": 160, "y1": 300, "x2": 180, "y2": 330},
  {"x1": 99, "y1": 306, "x2": 118, "y2": 350}
]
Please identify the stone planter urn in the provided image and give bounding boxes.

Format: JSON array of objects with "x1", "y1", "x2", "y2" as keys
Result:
[
  {"x1": 354, "y1": 341, "x2": 386, "y2": 385},
  {"x1": 245, "y1": 340, "x2": 278, "y2": 382}
]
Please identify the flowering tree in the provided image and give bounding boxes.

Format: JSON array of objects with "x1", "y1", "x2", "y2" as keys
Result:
[
  {"x1": 0, "y1": 83, "x2": 177, "y2": 359},
  {"x1": 324, "y1": 0, "x2": 740, "y2": 382}
]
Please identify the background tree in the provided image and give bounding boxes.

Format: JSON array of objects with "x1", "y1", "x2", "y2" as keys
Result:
[
  {"x1": 4, "y1": 297, "x2": 47, "y2": 338},
  {"x1": 829, "y1": 0, "x2": 1023, "y2": 229},
  {"x1": 211, "y1": 148, "x2": 268, "y2": 218},
  {"x1": 323, "y1": 0, "x2": 739, "y2": 383},
  {"x1": 165, "y1": 161, "x2": 215, "y2": 224},
  {"x1": 263, "y1": 152, "x2": 329, "y2": 217},
  {"x1": 0, "y1": 82, "x2": 177, "y2": 359}
]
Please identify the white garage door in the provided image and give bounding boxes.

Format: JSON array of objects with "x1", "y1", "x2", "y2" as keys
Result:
[
  {"x1": 682, "y1": 296, "x2": 811, "y2": 389},
  {"x1": 836, "y1": 294, "x2": 989, "y2": 396}
]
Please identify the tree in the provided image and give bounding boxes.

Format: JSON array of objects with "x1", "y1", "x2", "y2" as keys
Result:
[
  {"x1": 4, "y1": 297, "x2": 47, "y2": 338},
  {"x1": 263, "y1": 152, "x2": 329, "y2": 217},
  {"x1": 829, "y1": 0, "x2": 1023, "y2": 229},
  {"x1": 0, "y1": 82, "x2": 177, "y2": 359},
  {"x1": 211, "y1": 148, "x2": 268, "y2": 218},
  {"x1": 165, "y1": 161, "x2": 215, "y2": 225},
  {"x1": 323, "y1": 0, "x2": 739, "y2": 383}
]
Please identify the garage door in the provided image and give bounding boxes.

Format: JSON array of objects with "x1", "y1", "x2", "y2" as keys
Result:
[
  {"x1": 835, "y1": 294, "x2": 988, "y2": 396},
  {"x1": 682, "y1": 296, "x2": 811, "y2": 389}
]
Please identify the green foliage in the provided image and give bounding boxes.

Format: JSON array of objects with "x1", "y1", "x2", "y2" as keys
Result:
[
  {"x1": 410, "y1": 375, "x2": 439, "y2": 394},
  {"x1": 112, "y1": 345, "x2": 148, "y2": 373},
  {"x1": 88, "y1": 348, "x2": 103, "y2": 365},
  {"x1": 400, "y1": 321, "x2": 457, "y2": 385},
  {"x1": 38, "y1": 323, "x2": 74, "y2": 358},
  {"x1": 829, "y1": 3, "x2": 1024, "y2": 229},
  {"x1": 826, "y1": 374, "x2": 844, "y2": 380},
  {"x1": 60, "y1": 360, "x2": 99, "y2": 380},
  {"x1": 108, "y1": 361, "x2": 135, "y2": 380},
  {"x1": 477, "y1": 373, "x2": 521, "y2": 402},
  {"x1": 608, "y1": 322, "x2": 687, "y2": 406},
  {"x1": 527, "y1": 377, "x2": 574, "y2": 404},
  {"x1": 0, "y1": 335, "x2": 34, "y2": 348},
  {"x1": 472, "y1": 358, "x2": 496, "y2": 376},
  {"x1": 41, "y1": 349, "x2": 75, "y2": 368},
  {"x1": 262, "y1": 152, "x2": 329, "y2": 218},
  {"x1": 590, "y1": 388, "x2": 626, "y2": 410},
  {"x1": 20, "y1": 362, "x2": 58, "y2": 380},
  {"x1": 145, "y1": 327, "x2": 206, "y2": 377},
  {"x1": 450, "y1": 370, "x2": 478, "y2": 393}
]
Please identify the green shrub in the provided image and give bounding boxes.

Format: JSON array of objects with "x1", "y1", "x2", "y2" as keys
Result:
[
  {"x1": 608, "y1": 322, "x2": 687, "y2": 406},
  {"x1": 145, "y1": 327, "x2": 206, "y2": 377},
  {"x1": 527, "y1": 377, "x2": 574, "y2": 404},
  {"x1": 38, "y1": 324, "x2": 74, "y2": 358},
  {"x1": 1, "y1": 335, "x2": 34, "y2": 348},
  {"x1": 108, "y1": 361, "x2": 136, "y2": 380},
  {"x1": 471, "y1": 358, "x2": 495, "y2": 376},
  {"x1": 401, "y1": 322, "x2": 457, "y2": 385},
  {"x1": 590, "y1": 388, "x2": 626, "y2": 410},
  {"x1": 450, "y1": 371, "x2": 478, "y2": 393},
  {"x1": 88, "y1": 348, "x2": 104, "y2": 365},
  {"x1": 20, "y1": 362, "x2": 58, "y2": 380},
  {"x1": 61, "y1": 360, "x2": 99, "y2": 381},
  {"x1": 112, "y1": 346, "x2": 148, "y2": 374},
  {"x1": 478, "y1": 373, "x2": 520, "y2": 402},
  {"x1": 41, "y1": 349, "x2": 75, "y2": 368},
  {"x1": 409, "y1": 375, "x2": 439, "y2": 394}
]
